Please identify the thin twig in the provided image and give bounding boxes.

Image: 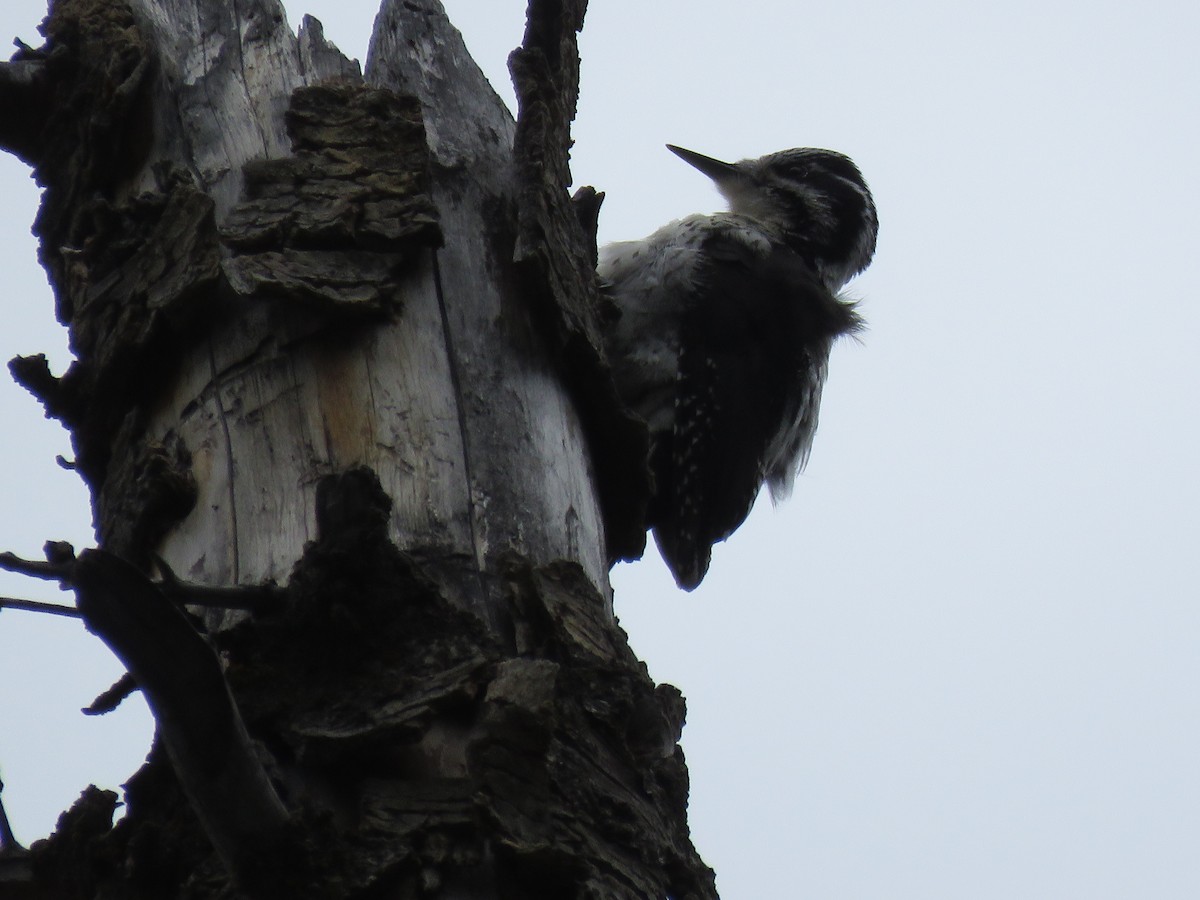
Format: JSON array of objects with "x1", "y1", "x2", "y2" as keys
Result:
[
  {"x1": 83, "y1": 672, "x2": 138, "y2": 716},
  {"x1": 0, "y1": 595, "x2": 82, "y2": 618},
  {"x1": 151, "y1": 553, "x2": 284, "y2": 614},
  {"x1": 0, "y1": 551, "x2": 72, "y2": 581}
]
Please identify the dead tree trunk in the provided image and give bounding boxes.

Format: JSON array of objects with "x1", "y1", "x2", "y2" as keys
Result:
[{"x1": 0, "y1": 0, "x2": 713, "y2": 898}]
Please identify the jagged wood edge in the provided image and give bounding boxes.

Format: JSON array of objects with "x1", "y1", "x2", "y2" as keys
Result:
[{"x1": 509, "y1": 0, "x2": 652, "y2": 563}]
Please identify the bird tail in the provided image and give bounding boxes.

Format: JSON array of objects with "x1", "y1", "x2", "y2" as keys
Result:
[{"x1": 653, "y1": 522, "x2": 711, "y2": 592}]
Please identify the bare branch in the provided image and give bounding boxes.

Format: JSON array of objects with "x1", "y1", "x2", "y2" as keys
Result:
[
  {"x1": 70, "y1": 550, "x2": 292, "y2": 894},
  {"x1": 82, "y1": 672, "x2": 138, "y2": 716},
  {"x1": 0, "y1": 549, "x2": 73, "y2": 582},
  {"x1": 0, "y1": 774, "x2": 27, "y2": 858},
  {"x1": 150, "y1": 554, "x2": 284, "y2": 615},
  {"x1": 0, "y1": 595, "x2": 82, "y2": 618},
  {"x1": 0, "y1": 547, "x2": 283, "y2": 615}
]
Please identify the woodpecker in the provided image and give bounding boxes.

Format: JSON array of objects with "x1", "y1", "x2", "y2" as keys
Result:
[{"x1": 599, "y1": 144, "x2": 877, "y2": 590}]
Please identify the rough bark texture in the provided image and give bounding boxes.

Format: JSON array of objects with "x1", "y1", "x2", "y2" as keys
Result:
[{"x1": 0, "y1": 0, "x2": 715, "y2": 898}]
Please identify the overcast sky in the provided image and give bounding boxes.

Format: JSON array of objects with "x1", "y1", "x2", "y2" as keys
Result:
[{"x1": 2, "y1": 1, "x2": 1199, "y2": 898}]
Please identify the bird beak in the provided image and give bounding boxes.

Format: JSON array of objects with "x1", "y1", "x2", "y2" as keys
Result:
[{"x1": 666, "y1": 145, "x2": 738, "y2": 183}]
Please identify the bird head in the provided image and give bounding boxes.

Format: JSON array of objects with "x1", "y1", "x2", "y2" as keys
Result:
[{"x1": 667, "y1": 144, "x2": 878, "y2": 291}]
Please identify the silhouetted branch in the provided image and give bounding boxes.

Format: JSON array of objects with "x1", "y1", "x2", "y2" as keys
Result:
[
  {"x1": 70, "y1": 550, "x2": 291, "y2": 894},
  {"x1": 0, "y1": 548, "x2": 73, "y2": 582},
  {"x1": 0, "y1": 774, "x2": 27, "y2": 858},
  {"x1": 150, "y1": 554, "x2": 284, "y2": 614},
  {"x1": 0, "y1": 544, "x2": 292, "y2": 892},
  {"x1": 82, "y1": 672, "x2": 138, "y2": 716},
  {"x1": 0, "y1": 595, "x2": 82, "y2": 618},
  {"x1": 0, "y1": 546, "x2": 284, "y2": 615}
]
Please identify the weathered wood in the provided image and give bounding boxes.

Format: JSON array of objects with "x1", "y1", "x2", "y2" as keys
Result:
[
  {"x1": 126, "y1": 0, "x2": 309, "y2": 217},
  {"x1": 47, "y1": 0, "x2": 623, "y2": 632},
  {"x1": 3, "y1": 0, "x2": 632, "y2": 620},
  {"x1": 0, "y1": 1, "x2": 717, "y2": 897},
  {"x1": 508, "y1": 0, "x2": 651, "y2": 562},
  {"x1": 70, "y1": 550, "x2": 291, "y2": 894},
  {"x1": 366, "y1": 0, "x2": 613, "y2": 609}
]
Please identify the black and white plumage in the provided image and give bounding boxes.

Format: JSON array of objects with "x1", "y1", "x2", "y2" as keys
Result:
[{"x1": 600, "y1": 144, "x2": 877, "y2": 590}]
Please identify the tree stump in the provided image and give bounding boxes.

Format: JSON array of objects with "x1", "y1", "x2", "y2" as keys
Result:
[{"x1": 0, "y1": 0, "x2": 715, "y2": 897}]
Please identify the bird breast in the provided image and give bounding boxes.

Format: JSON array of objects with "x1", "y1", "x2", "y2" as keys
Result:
[{"x1": 599, "y1": 214, "x2": 777, "y2": 432}]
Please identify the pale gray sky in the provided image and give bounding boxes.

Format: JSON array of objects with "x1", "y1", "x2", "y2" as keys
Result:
[{"x1": 2, "y1": 2, "x2": 1199, "y2": 898}]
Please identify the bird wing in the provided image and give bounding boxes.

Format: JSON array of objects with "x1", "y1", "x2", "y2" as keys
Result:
[{"x1": 653, "y1": 235, "x2": 842, "y2": 590}]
